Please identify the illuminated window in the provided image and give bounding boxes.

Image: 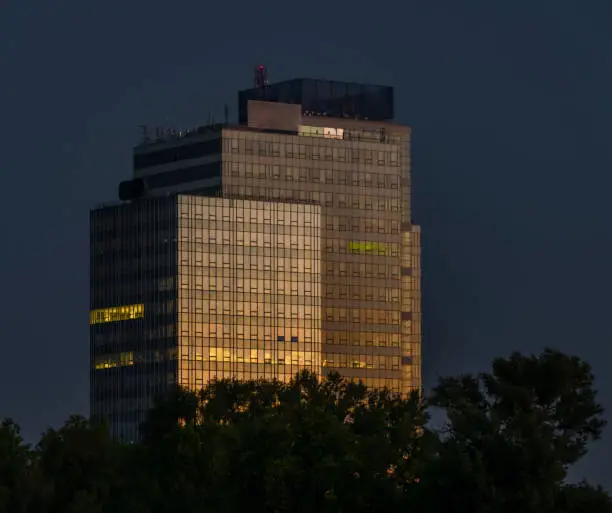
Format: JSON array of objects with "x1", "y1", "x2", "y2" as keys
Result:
[
  {"x1": 94, "y1": 351, "x2": 134, "y2": 370},
  {"x1": 89, "y1": 304, "x2": 144, "y2": 325}
]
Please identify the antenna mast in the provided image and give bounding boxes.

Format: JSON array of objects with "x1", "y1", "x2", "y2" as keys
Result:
[{"x1": 254, "y1": 65, "x2": 269, "y2": 88}]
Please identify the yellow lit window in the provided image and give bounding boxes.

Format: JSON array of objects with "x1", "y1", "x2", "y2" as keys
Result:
[{"x1": 90, "y1": 304, "x2": 144, "y2": 325}]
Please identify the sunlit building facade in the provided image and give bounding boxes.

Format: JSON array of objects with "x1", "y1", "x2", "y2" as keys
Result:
[
  {"x1": 91, "y1": 76, "x2": 421, "y2": 439},
  {"x1": 220, "y1": 94, "x2": 421, "y2": 396},
  {"x1": 176, "y1": 196, "x2": 321, "y2": 389}
]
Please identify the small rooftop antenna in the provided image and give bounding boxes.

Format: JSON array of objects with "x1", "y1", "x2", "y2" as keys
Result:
[
  {"x1": 224, "y1": 103, "x2": 229, "y2": 124},
  {"x1": 254, "y1": 65, "x2": 269, "y2": 88}
]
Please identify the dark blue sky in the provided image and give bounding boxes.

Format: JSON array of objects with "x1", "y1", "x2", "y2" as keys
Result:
[{"x1": 1, "y1": 0, "x2": 611, "y2": 486}]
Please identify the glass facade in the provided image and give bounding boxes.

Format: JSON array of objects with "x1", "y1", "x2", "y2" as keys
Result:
[
  {"x1": 90, "y1": 197, "x2": 178, "y2": 441},
  {"x1": 176, "y1": 196, "x2": 321, "y2": 389},
  {"x1": 90, "y1": 195, "x2": 321, "y2": 440},
  {"x1": 220, "y1": 122, "x2": 421, "y2": 395}
]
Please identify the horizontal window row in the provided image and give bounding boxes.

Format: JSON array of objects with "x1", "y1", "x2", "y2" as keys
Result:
[
  {"x1": 179, "y1": 245, "x2": 320, "y2": 261},
  {"x1": 178, "y1": 291, "x2": 321, "y2": 307},
  {"x1": 225, "y1": 138, "x2": 402, "y2": 167},
  {"x1": 179, "y1": 329, "x2": 319, "y2": 343},
  {"x1": 94, "y1": 348, "x2": 177, "y2": 370},
  {"x1": 323, "y1": 354, "x2": 401, "y2": 371},
  {"x1": 227, "y1": 124, "x2": 406, "y2": 145},
  {"x1": 179, "y1": 250, "x2": 318, "y2": 266},
  {"x1": 222, "y1": 185, "x2": 401, "y2": 211},
  {"x1": 179, "y1": 311, "x2": 320, "y2": 322},
  {"x1": 93, "y1": 246, "x2": 321, "y2": 266},
  {"x1": 300, "y1": 125, "x2": 405, "y2": 145},
  {"x1": 185, "y1": 348, "x2": 318, "y2": 365},
  {"x1": 179, "y1": 197, "x2": 318, "y2": 219},
  {"x1": 94, "y1": 348, "x2": 320, "y2": 370},
  {"x1": 180, "y1": 319, "x2": 320, "y2": 332},
  {"x1": 92, "y1": 338, "x2": 176, "y2": 355},
  {"x1": 297, "y1": 125, "x2": 388, "y2": 143},
  {"x1": 324, "y1": 331, "x2": 401, "y2": 348},
  {"x1": 177, "y1": 372, "x2": 327, "y2": 391},
  {"x1": 179, "y1": 273, "x2": 320, "y2": 287},
  {"x1": 179, "y1": 232, "x2": 319, "y2": 250},
  {"x1": 179, "y1": 219, "x2": 319, "y2": 234},
  {"x1": 180, "y1": 269, "x2": 319, "y2": 281},
  {"x1": 177, "y1": 368, "x2": 321, "y2": 387},
  {"x1": 325, "y1": 286, "x2": 401, "y2": 303},
  {"x1": 180, "y1": 336, "x2": 316, "y2": 351},
  {"x1": 179, "y1": 261, "x2": 319, "y2": 276},
  {"x1": 325, "y1": 239, "x2": 400, "y2": 257},
  {"x1": 94, "y1": 299, "x2": 176, "y2": 320},
  {"x1": 90, "y1": 304, "x2": 144, "y2": 325},
  {"x1": 180, "y1": 300, "x2": 318, "y2": 314},
  {"x1": 324, "y1": 217, "x2": 400, "y2": 235},
  {"x1": 93, "y1": 323, "x2": 414, "y2": 354},
  {"x1": 179, "y1": 209, "x2": 318, "y2": 226},
  {"x1": 324, "y1": 308, "x2": 401, "y2": 325},
  {"x1": 325, "y1": 263, "x2": 401, "y2": 279},
  {"x1": 225, "y1": 162, "x2": 401, "y2": 186},
  {"x1": 177, "y1": 242, "x2": 395, "y2": 260},
  {"x1": 179, "y1": 214, "x2": 409, "y2": 239},
  {"x1": 180, "y1": 280, "x2": 320, "y2": 296}
]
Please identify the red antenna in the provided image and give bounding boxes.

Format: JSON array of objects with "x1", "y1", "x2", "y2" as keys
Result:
[{"x1": 254, "y1": 65, "x2": 269, "y2": 87}]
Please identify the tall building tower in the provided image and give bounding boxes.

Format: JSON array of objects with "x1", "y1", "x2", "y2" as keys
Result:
[{"x1": 90, "y1": 73, "x2": 421, "y2": 440}]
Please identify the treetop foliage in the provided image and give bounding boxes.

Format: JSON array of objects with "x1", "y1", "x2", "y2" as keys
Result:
[{"x1": 1, "y1": 348, "x2": 610, "y2": 513}]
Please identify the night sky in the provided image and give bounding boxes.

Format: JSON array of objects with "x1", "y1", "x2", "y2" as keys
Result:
[{"x1": 1, "y1": 0, "x2": 611, "y2": 487}]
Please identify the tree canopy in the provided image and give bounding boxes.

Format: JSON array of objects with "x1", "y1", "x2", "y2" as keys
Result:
[{"x1": 0, "y1": 348, "x2": 610, "y2": 513}]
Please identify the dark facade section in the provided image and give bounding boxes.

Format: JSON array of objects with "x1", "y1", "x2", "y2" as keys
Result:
[
  {"x1": 133, "y1": 137, "x2": 221, "y2": 170},
  {"x1": 90, "y1": 197, "x2": 178, "y2": 441},
  {"x1": 239, "y1": 79, "x2": 394, "y2": 123},
  {"x1": 118, "y1": 162, "x2": 221, "y2": 200}
]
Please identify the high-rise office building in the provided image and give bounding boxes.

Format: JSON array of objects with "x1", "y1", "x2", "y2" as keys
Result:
[{"x1": 91, "y1": 74, "x2": 421, "y2": 440}]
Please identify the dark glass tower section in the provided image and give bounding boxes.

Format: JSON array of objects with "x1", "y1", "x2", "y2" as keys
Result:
[
  {"x1": 90, "y1": 197, "x2": 178, "y2": 441},
  {"x1": 238, "y1": 79, "x2": 394, "y2": 124}
]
